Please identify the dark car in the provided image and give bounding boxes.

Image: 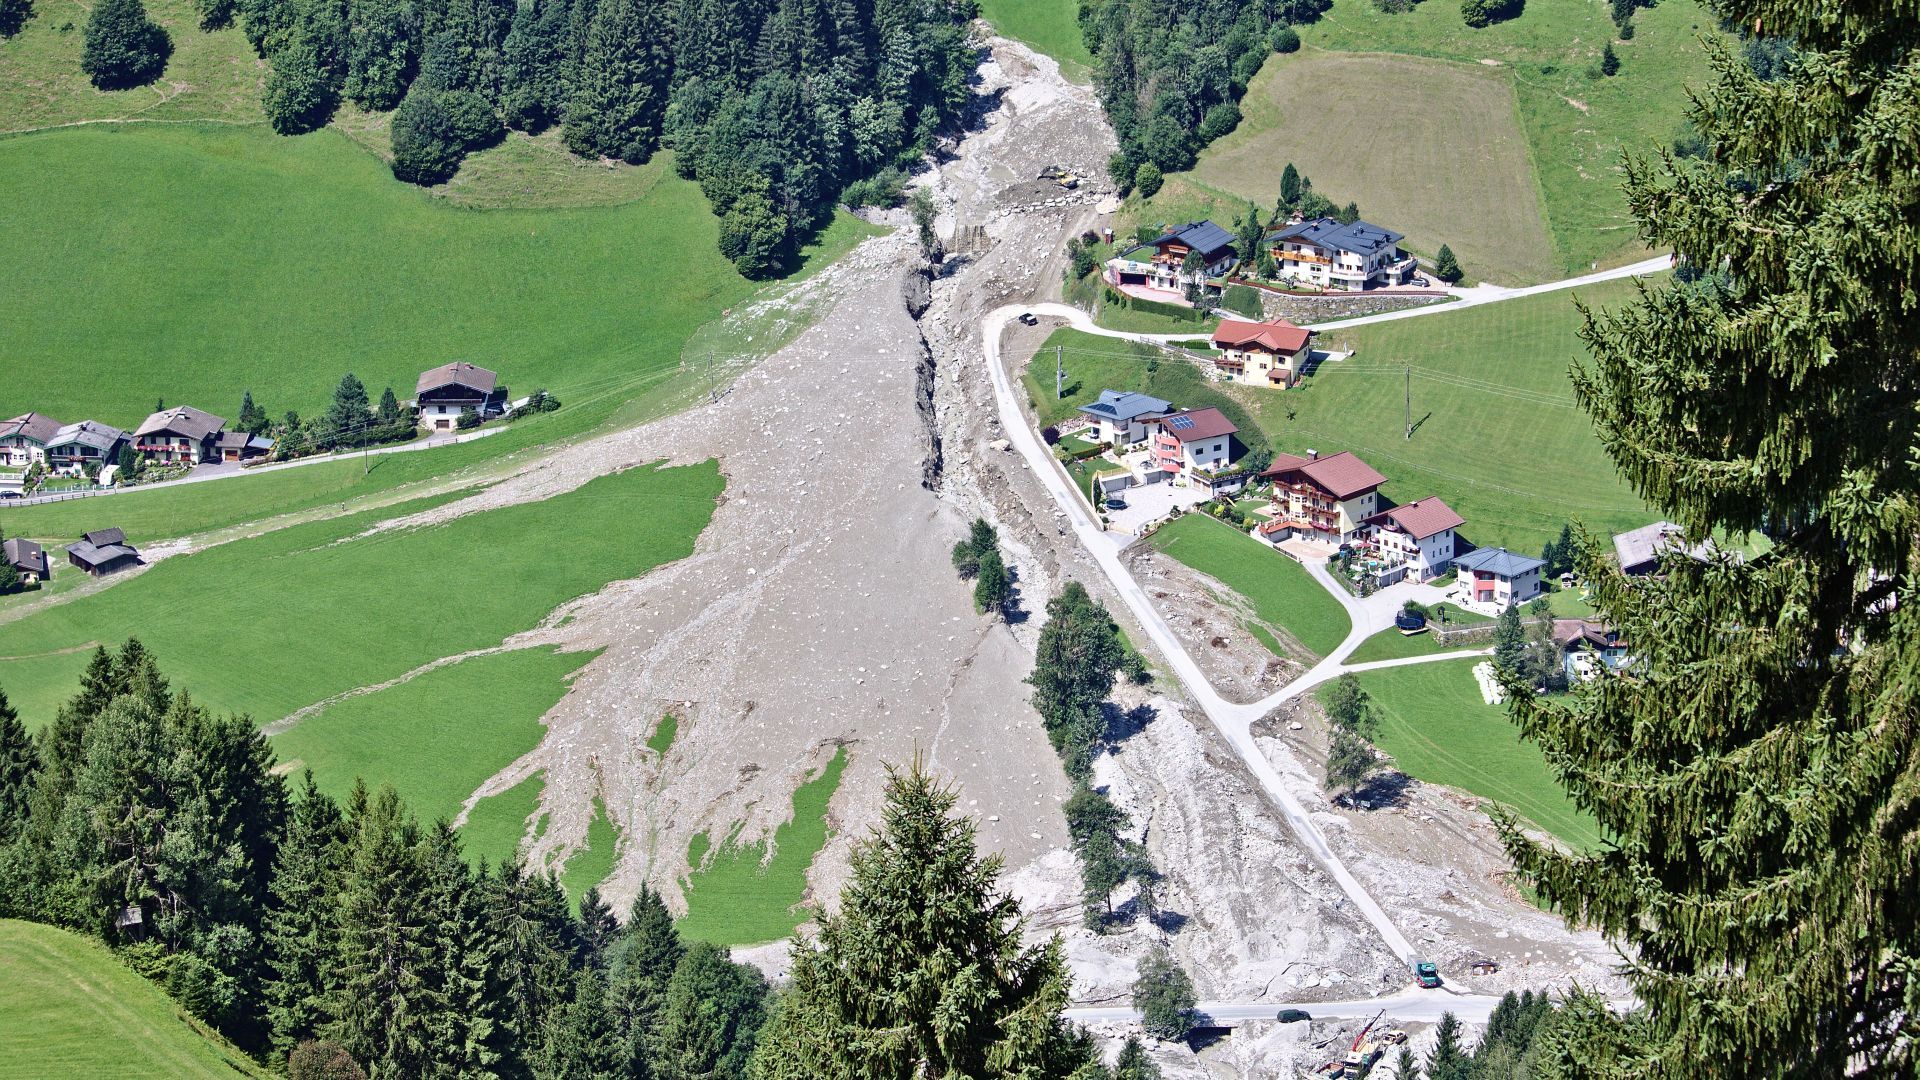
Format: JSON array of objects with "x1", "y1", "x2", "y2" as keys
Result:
[
  {"x1": 1276, "y1": 1008, "x2": 1312, "y2": 1024},
  {"x1": 1104, "y1": 497, "x2": 1128, "y2": 511},
  {"x1": 1019, "y1": 312, "x2": 1039, "y2": 326},
  {"x1": 1414, "y1": 960, "x2": 1442, "y2": 989}
]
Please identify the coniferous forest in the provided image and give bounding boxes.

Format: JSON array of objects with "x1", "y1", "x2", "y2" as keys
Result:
[{"x1": 234, "y1": 0, "x2": 981, "y2": 275}]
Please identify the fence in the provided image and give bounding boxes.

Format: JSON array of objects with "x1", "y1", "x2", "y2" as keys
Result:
[{"x1": 7, "y1": 486, "x2": 110, "y2": 508}]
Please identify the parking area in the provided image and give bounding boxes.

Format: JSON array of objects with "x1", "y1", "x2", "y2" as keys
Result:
[{"x1": 1103, "y1": 481, "x2": 1212, "y2": 536}]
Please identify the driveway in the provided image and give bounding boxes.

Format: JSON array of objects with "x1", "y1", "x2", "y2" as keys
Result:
[{"x1": 1103, "y1": 481, "x2": 1209, "y2": 536}]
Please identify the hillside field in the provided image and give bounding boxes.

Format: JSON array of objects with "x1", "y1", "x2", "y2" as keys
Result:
[
  {"x1": 0, "y1": 919, "x2": 269, "y2": 1079},
  {"x1": 1026, "y1": 277, "x2": 1657, "y2": 552},
  {"x1": 1147, "y1": 513, "x2": 1350, "y2": 659},
  {"x1": 976, "y1": 0, "x2": 1094, "y2": 81},
  {"x1": 1190, "y1": 49, "x2": 1558, "y2": 284},
  {"x1": 0, "y1": 124, "x2": 874, "y2": 430}
]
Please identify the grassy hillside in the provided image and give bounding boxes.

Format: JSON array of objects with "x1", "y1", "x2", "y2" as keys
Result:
[
  {"x1": 1343, "y1": 659, "x2": 1599, "y2": 847},
  {"x1": 0, "y1": 124, "x2": 873, "y2": 429},
  {"x1": 1146, "y1": 513, "x2": 1351, "y2": 658},
  {"x1": 0, "y1": 919, "x2": 269, "y2": 1079},
  {"x1": 1190, "y1": 49, "x2": 1557, "y2": 283},
  {"x1": 0, "y1": 461, "x2": 722, "y2": 728},
  {"x1": 976, "y1": 0, "x2": 1094, "y2": 80},
  {"x1": 678, "y1": 747, "x2": 848, "y2": 945},
  {"x1": 1026, "y1": 278, "x2": 1657, "y2": 551}
]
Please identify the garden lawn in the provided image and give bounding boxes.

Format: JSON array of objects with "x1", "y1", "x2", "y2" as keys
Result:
[
  {"x1": 1293, "y1": 0, "x2": 1720, "y2": 275},
  {"x1": 1190, "y1": 49, "x2": 1556, "y2": 284},
  {"x1": 1346, "y1": 627, "x2": 1465, "y2": 664},
  {"x1": 0, "y1": 919, "x2": 269, "y2": 1080},
  {"x1": 677, "y1": 748, "x2": 847, "y2": 946},
  {"x1": 975, "y1": 0, "x2": 1093, "y2": 81},
  {"x1": 1022, "y1": 330, "x2": 1268, "y2": 456},
  {"x1": 1147, "y1": 514, "x2": 1349, "y2": 658},
  {"x1": 0, "y1": 461, "x2": 723, "y2": 731},
  {"x1": 0, "y1": 123, "x2": 870, "y2": 428},
  {"x1": 1346, "y1": 659, "x2": 1599, "y2": 847},
  {"x1": 272, "y1": 645, "x2": 598, "y2": 849}
]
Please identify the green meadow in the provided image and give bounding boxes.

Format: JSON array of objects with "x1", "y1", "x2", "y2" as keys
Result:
[
  {"x1": 1146, "y1": 513, "x2": 1350, "y2": 658},
  {"x1": 1028, "y1": 276, "x2": 1657, "y2": 552},
  {"x1": 0, "y1": 920, "x2": 269, "y2": 1080},
  {"x1": 975, "y1": 0, "x2": 1095, "y2": 80},
  {"x1": 462, "y1": 772, "x2": 549, "y2": 870},
  {"x1": 0, "y1": 123, "x2": 876, "y2": 429},
  {"x1": 0, "y1": 461, "x2": 722, "y2": 729},
  {"x1": 677, "y1": 747, "x2": 848, "y2": 946},
  {"x1": 1341, "y1": 659, "x2": 1598, "y2": 847}
]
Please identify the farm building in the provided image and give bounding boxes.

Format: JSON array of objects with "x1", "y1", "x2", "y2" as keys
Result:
[
  {"x1": 1266, "y1": 216, "x2": 1417, "y2": 291},
  {"x1": 213, "y1": 431, "x2": 276, "y2": 463},
  {"x1": 416, "y1": 362, "x2": 508, "y2": 431},
  {"x1": 4, "y1": 538, "x2": 51, "y2": 585},
  {"x1": 1077, "y1": 390, "x2": 1175, "y2": 448},
  {"x1": 67, "y1": 528, "x2": 143, "y2": 577},
  {"x1": 1612, "y1": 520, "x2": 1716, "y2": 576},
  {"x1": 1211, "y1": 319, "x2": 1312, "y2": 388}
]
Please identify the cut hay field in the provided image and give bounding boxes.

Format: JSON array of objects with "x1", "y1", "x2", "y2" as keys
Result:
[
  {"x1": 0, "y1": 123, "x2": 874, "y2": 430},
  {"x1": 1026, "y1": 276, "x2": 1658, "y2": 552},
  {"x1": 976, "y1": 0, "x2": 1093, "y2": 81},
  {"x1": 0, "y1": 919, "x2": 270, "y2": 1079},
  {"x1": 1147, "y1": 513, "x2": 1350, "y2": 659},
  {"x1": 1342, "y1": 659, "x2": 1599, "y2": 848},
  {"x1": 1191, "y1": 49, "x2": 1558, "y2": 285}
]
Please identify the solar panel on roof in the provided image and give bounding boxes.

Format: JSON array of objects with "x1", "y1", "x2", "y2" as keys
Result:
[{"x1": 1169, "y1": 415, "x2": 1194, "y2": 429}]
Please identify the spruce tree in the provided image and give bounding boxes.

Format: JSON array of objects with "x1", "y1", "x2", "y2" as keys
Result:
[
  {"x1": 655, "y1": 941, "x2": 767, "y2": 1080},
  {"x1": 561, "y1": 0, "x2": 672, "y2": 163},
  {"x1": 81, "y1": 0, "x2": 171, "y2": 89},
  {"x1": 0, "y1": 559, "x2": 18, "y2": 596},
  {"x1": 1113, "y1": 1036, "x2": 1161, "y2": 1080},
  {"x1": 326, "y1": 786, "x2": 440, "y2": 1077},
  {"x1": 973, "y1": 547, "x2": 1013, "y2": 618},
  {"x1": 499, "y1": 0, "x2": 569, "y2": 130},
  {"x1": 1433, "y1": 244, "x2": 1462, "y2": 284},
  {"x1": 1491, "y1": 603, "x2": 1525, "y2": 674},
  {"x1": 323, "y1": 373, "x2": 375, "y2": 449},
  {"x1": 1425, "y1": 1012, "x2": 1468, "y2": 1080},
  {"x1": 238, "y1": 390, "x2": 269, "y2": 436},
  {"x1": 0, "y1": 0, "x2": 32, "y2": 38},
  {"x1": 747, "y1": 763, "x2": 1103, "y2": 1079},
  {"x1": 575, "y1": 885, "x2": 618, "y2": 962},
  {"x1": 265, "y1": 775, "x2": 350, "y2": 1059},
  {"x1": 608, "y1": 883, "x2": 682, "y2": 1066},
  {"x1": 1599, "y1": 41, "x2": 1620, "y2": 76},
  {"x1": 1499, "y1": 2, "x2": 1920, "y2": 1073},
  {"x1": 1393, "y1": 1047, "x2": 1420, "y2": 1080},
  {"x1": 0, "y1": 688, "x2": 35, "y2": 841},
  {"x1": 1132, "y1": 945, "x2": 1197, "y2": 1041},
  {"x1": 1278, "y1": 162, "x2": 1302, "y2": 211}
]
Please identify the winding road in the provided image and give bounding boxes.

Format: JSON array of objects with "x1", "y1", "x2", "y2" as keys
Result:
[{"x1": 988, "y1": 258, "x2": 1669, "y2": 1026}]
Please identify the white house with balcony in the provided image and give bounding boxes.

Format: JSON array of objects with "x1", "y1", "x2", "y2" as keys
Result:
[
  {"x1": 1363, "y1": 497, "x2": 1465, "y2": 580},
  {"x1": 1104, "y1": 220, "x2": 1240, "y2": 303},
  {"x1": 1076, "y1": 390, "x2": 1174, "y2": 448},
  {"x1": 1266, "y1": 216, "x2": 1416, "y2": 291}
]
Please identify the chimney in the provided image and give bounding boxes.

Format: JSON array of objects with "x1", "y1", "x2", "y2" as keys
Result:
[{"x1": 1307, "y1": 448, "x2": 1318, "y2": 460}]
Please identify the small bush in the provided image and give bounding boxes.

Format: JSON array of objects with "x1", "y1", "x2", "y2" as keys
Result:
[
  {"x1": 842, "y1": 167, "x2": 908, "y2": 209},
  {"x1": 1269, "y1": 25, "x2": 1300, "y2": 52},
  {"x1": 455, "y1": 406, "x2": 482, "y2": 430},
  {"x1": 1134, "y1": 162, "x2": 1163, "y2": 198}
]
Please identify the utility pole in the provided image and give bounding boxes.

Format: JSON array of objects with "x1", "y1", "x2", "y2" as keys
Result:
[
  {"x1": 1055, "y1": 345, "x2": 1066, "y2": 400},
  {"x1": 1404, "y1": 365, "x2": 1412, "y2": 440}
]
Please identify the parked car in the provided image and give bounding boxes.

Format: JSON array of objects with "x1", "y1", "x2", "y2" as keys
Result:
[
  {"x1": 1413, "y1": 960, "x2": 1442, "y2": 989},
  {"x1": 1018, "y1": 312, "x2": 1039, "y2": 326},
  {"x1": 1275, "y1": 1008, "x2": 1312, "y2": 1024},
  {"x1": 1104, "y1": 497, "x2": 1128, "y2": 511}
]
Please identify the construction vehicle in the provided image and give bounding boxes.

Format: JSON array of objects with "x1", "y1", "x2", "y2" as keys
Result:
[
  {"x1": 1037, "y1": 164, "x2": 1082, "y2": 190},
  {"x1": 1311, "y1": 1010, "x2": 1388, "y2": 1079}
]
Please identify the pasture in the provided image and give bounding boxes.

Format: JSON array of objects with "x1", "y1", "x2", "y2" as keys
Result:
[
  {"x1": 0, "y1": 123, "x2": 874, "y2": 428},
  {"x1": 1026, "y1": 276, "x2": 1658, "y2": 552},
  {"x1": 676, "y1": 747, "x2": 848, "y2": 946},
  {"x1": 975, "y1": 0, "x2": 1094, "y2": 81},
  {"x1": 1191, "y1": 49, "x2": 1558, "y2": 285},
  {"x1": 1147, "y1": 513, "x2": 1350, "y2": 659},
  {"x1": 1343, "y1": 658, "x2": 1599, "y2": 847},
  {"x1": 0, "y1": 919, "x2": 269, "y2": 1079}
]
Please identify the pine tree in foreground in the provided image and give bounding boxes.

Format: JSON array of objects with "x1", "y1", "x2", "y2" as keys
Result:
[
  {"x1": 1499, "y1": 1, "x2": 1920, "y2": 1073},
  {"x1": 747, "y1": 763, "x2": 1103, "y2": 1079}
]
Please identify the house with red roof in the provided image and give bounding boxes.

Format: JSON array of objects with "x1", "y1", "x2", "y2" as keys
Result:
[
  {"x1": 1211, "y1": 319, "x2": 1312, "y2": 388},
  {"x1": 1363, "y1": 496, "x2": 1465, "y2": 580},
  {"x1": 1256, "y1": 449, "x2": 1388, "y2": 543},
  {"x1": 1150, "y1": 408, "x2": 1240, "y2": 492}
]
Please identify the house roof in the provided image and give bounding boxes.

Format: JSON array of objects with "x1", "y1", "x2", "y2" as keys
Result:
[
  {"x1": 1552, "y1": 619, "x2": 1624, "y2": 651},
  {"x1": 0, "y1": 412, "x2": 64, "y2": 445},
  {"x1": 1266, "y1": 216, "x2": 1405, "y2": 257},
  {"x1": 1366, "y1": 497, "x2": 1464, "y2": 540},
  {"x1": 1612, "y1": 520, "x2": 1714, "y2": 573},
  {"x1": 1078, "y1": 390, "x2": 1174, "y2": 424},
  {"x1": 81, "y1": 527, "x2": 126, "y2": 548},
  {"x1": 1212, "y1": 319, "x2": 1311, "y2": 354},
  {"x1": 1454, "y1": 546, "x2": 1545, "y2": 579},
  {"x1": 417, "y1": 362, "x2": 499, "y2": 396},
  {"x1": 67, "y1": 535, "x2": 141, "y2": 570},
  {"x1": 1148, "y1": 220, "x2": 1238, "y2": 260},
  {"x1": 1261, "y1": 450, "x2": 1388, "y2": 499},
  {"x1": 47, "y1": 420, "x2": 125, "y2": 453},
  {"x1": 3, "y1": 538, "x2": 49, "y2": 576},
  {"x1": 134, "y1": 406, "x2": 225, "y2": 442},
  {"x1": 1157, "y1": 407, "x2": 1237, "y2": 443}
]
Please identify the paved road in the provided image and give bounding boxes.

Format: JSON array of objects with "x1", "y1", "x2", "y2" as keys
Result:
[
  {"x1": 1303, "y1": 255, "x2": 1672, "y2": 333},
  {"x1": 1065, "y1": 989, "x2": 1506, "y2": 1027}
]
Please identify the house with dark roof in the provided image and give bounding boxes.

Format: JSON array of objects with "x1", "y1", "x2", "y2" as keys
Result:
[
  {"x1": 1105, "y1": 220, "x2": 1240, "y2": 301},
  {"x1": 3, "y1": 538, "x2": 51, "y2": 587},
  {"x1": 1612, "y1": 519, "x2": 1717, "y2": 576},
  {"x1": 46, "y1": 421, "x2": 127, "y2": 475},
  {"x1": 1363, "y1": 497, "x2": 1465, "y2": 580},
  {"x1": 213, "y1": 431, "x2": 276, "y2": 463},
  {"x1": 0, "y1": 412, "x2": 64, "y2": 468},
  {"x1": 1266, "y1": 216, "x2": 1416, "y2": 291},
  {"x1": 416, "y1": 362, "x2": 507, "y2": 431},
  {"x1": 1211, "y1": 319, "x2": 1313, "y2": 388},
  {"x1": 133, "y1": 406, "x2": 228, "y2": 466},
  {"x1": 1553, "y1": 619, "x2": 1629, "y2": 681},
  {"x1": 1257, "y1": 450, "x2": 1390, "y2": 543},
  {"x1": 1151, "y1": 408, "x2": 1240, "y2": 491},
  {"x1": 1076, "y1": 390, "x2": 1175, "y2": 447},
  {"x1": 67, "y1": 528, "x2": 143, "y2": 577},
  {"x1": 1453, "y1": 546, "x2": 1545, "y2": 607}
]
